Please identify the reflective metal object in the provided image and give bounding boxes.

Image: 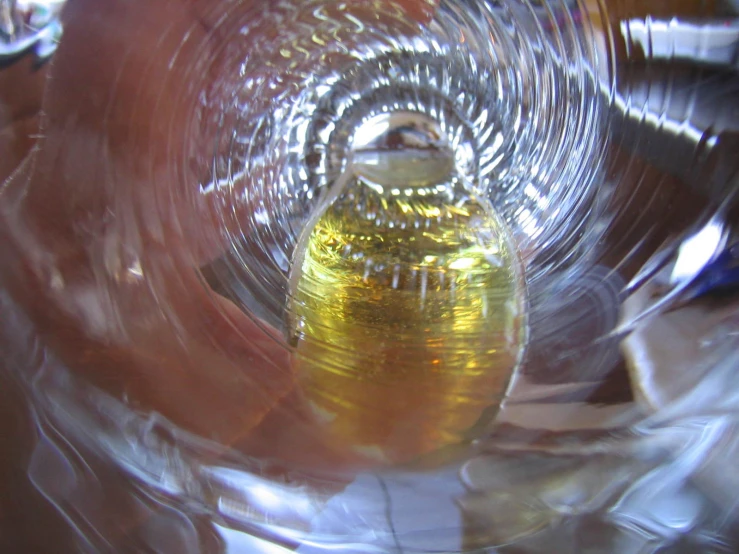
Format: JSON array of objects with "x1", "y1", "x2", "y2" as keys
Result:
[
  {"x1": 622, "y1": 17, "x2": 739, "y2": 70},
  {"x1": 0, "y1": 0, "x2": 64, "y2": 63}
]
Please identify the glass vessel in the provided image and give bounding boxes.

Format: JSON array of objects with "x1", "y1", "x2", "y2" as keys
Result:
[{"x1": 0, "y1": 0, "x2": 737, "y2": 552}]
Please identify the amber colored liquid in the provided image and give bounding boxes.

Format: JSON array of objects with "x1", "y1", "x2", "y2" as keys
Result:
[{"x1": 291, "y1": 179, "x2": 524, "y2": 465}]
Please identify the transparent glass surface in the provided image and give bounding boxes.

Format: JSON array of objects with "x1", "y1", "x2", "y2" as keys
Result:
[{"x1": 0, "y1": 0, "x2": 738, "y2": 552}]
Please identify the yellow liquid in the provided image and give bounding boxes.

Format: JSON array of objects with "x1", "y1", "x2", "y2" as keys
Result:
[{"x1": 291, "y1": 178, "x2": 524, "y2": 465}]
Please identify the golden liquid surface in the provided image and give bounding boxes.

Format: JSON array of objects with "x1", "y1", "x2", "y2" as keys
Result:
[{"x1": 291, "y1": 179, "x2": 524, "y2": 465}]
